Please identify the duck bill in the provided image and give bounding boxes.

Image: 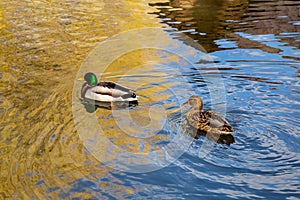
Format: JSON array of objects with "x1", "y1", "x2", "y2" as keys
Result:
[{"x1": 181, "y1": 101, "x2": 189, "y2": 107}]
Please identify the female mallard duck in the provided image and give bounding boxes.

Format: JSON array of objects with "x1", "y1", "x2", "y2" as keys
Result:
[
  {"x1": 81, "y1": 72, "x2": 138, "y2": 103},
  {"x1": 183, "y1": 95, "x2": 235, "y2": 144}
]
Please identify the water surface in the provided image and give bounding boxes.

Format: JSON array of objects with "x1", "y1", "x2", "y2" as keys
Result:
[{"x1": 1, "y1": 0, "x2": 300, "y2": 199}]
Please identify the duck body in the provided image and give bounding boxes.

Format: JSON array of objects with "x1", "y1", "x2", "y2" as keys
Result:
[
  {"x1": 183, "y1": 95, "x2": 234, "y2": 144},
  {"x1": 81, "y1": 81, "x2": 138, "y2": 102},
  {"x1": 81, "y1": 72, "x2": 138, "y2": 103},
  {"x1": 186, "y1": 109, "x2": 234, "y2": 135}
]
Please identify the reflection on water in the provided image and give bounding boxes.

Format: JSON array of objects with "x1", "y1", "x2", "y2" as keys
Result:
[
  {"x1": 149, "y1": 0, "x2": 300, "y2": 52},
  {"x1": 72, "y1": 30, "x2": 214, "y2": 173},
  {"x1": 1, "y1": 0, "x2": 300, "y2": 199},
  {"x1": 0, "y1": 0, "x2": 160, "y2": 198}
]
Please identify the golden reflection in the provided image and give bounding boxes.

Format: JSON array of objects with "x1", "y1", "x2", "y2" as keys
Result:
[
  {"x1": 92, "y1": 48, "x2": 180, "y2": 154},
  {"x1": 0, "y1": 5, "x2": 5, "y2": 31},
  {"x1": 0, "y1": 0, "x2": 161, "y2": 198}
]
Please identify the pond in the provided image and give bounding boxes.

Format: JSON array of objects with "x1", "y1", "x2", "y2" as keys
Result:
[{"x1": 0, "y1": 0, "x2": 299, "y2": 199}]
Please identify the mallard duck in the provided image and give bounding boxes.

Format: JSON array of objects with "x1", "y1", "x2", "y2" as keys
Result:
[
  {"x1": 183, "y1": 95, "x2": 235, "y2": 144},
  {"x1": 81, "y1": 72, "x2": 138, "y2": 103}
]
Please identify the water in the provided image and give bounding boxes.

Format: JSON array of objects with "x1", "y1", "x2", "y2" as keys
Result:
[{"x1": 1, "y1": 0, "x2": 300, "y2": 199}]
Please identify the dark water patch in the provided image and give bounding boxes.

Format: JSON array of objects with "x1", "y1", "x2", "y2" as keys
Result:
[{"x1": 149, "y1": 0, "x2": 300, "y2": 52}]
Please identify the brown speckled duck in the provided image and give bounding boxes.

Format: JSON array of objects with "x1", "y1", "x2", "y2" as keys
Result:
[{"x1": 183, "y1": 95, "x2": 235, "y2": 144}]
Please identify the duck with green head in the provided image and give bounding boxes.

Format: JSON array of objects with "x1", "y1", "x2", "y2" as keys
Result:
[{"x1": 81, "y1": 72, "x2": 138, "y2": 103}]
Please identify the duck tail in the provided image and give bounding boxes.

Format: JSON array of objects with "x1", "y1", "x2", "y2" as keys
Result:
[
  {"x1": 219, "y1": 130, "x2": 234, "y2": 135},
  {"x1": 121, "y1": 93, "x2": 134, "y2": 99},
  {"x1": 206, "y1": 130, "x2": 235, "y2": 145},
  {"x1": 207, "y1": 127, "x2": 234, "y2": 135}
]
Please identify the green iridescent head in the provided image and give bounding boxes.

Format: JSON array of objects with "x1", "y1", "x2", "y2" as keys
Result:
[{"x1": 84, "y1": 72, "x2": 98, "y2": 86}]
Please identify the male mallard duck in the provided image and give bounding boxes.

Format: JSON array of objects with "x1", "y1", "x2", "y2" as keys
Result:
[
  {"x1": 183, "y1": 95, "x2": 235, "y2": 144},
  {"x1": 81, "y1": 72, "x2": 138, "y2": 103}
]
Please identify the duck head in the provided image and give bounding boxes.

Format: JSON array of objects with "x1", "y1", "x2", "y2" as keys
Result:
[
  {"x1": 84, "y1": 72, "x2": 98, "y2": 86},
  {"x1": 182, "y1": 95, "x2": 203, "y2": 110}
]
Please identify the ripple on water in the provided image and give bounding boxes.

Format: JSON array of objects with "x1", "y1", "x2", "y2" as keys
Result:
[{"x1": 1, "y1": 0, "x2": 300, "y2": 199}]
